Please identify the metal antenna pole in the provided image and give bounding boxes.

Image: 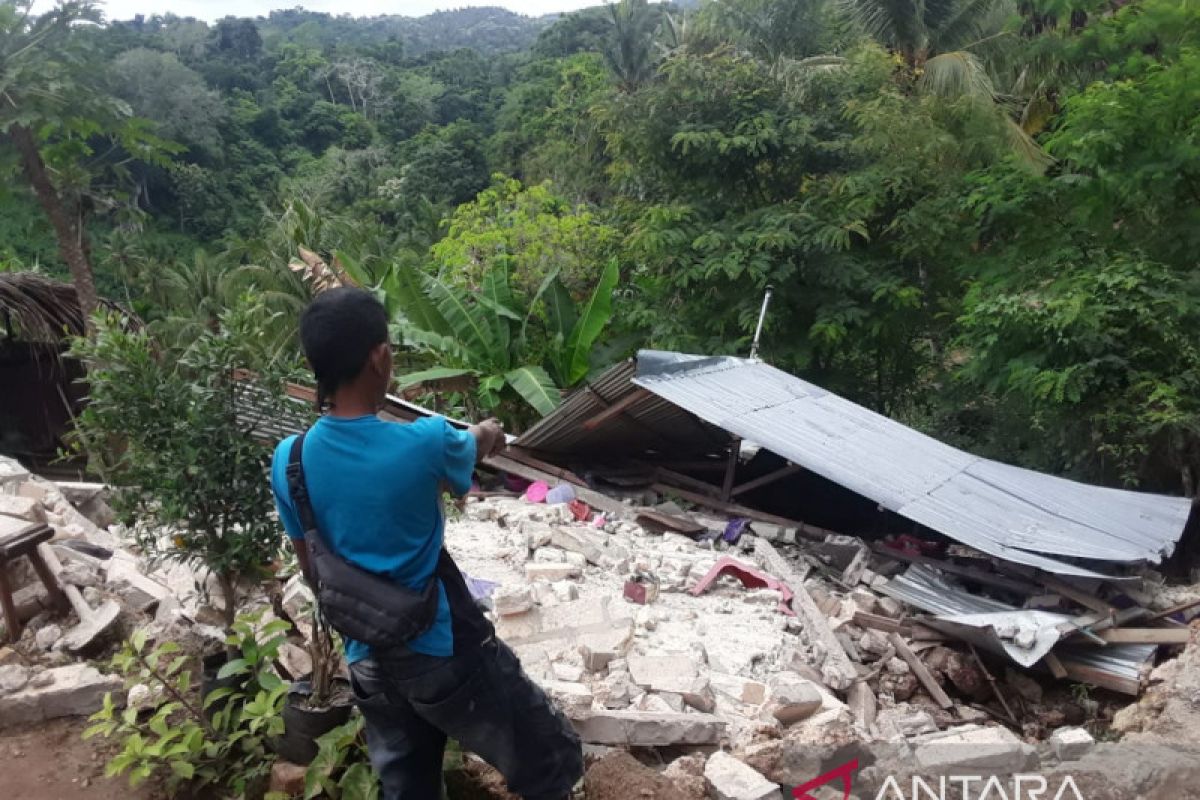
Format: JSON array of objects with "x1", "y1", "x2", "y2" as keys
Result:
[{"x1": 749, "y1": 285, "x2": 774, "y2": 361}]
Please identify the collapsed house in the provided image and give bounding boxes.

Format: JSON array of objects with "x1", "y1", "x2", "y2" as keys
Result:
[
  {"x1": 4, "y1": 348, "x2": 1199, "y2": 797},
  {"x1": 505, "y1": 351, "x2": 1198, "y2": 696}
]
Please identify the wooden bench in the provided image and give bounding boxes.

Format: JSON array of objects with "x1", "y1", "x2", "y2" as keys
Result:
[{"x1": 0, "y1": 518, "x2": 69, "y2": 643}]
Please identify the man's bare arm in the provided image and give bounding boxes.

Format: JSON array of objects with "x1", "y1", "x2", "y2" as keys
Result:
[{"x1": 468, "y1": 418, "x2": 505, "y2": 463}]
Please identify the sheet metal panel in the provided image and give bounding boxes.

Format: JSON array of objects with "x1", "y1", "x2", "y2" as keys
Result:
[
  {"x1": 632, "y1": 353, "x2": 1192, "y2": 573},
  {"x1": 517, "y1": 358, "x2": 729, "y2": 458},
  {"x1": 881, "y1": 565, "x2": 1152, "y2": 674}
]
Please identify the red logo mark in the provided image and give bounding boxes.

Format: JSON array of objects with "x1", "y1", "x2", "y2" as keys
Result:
[{"x1": 792, "y1": 759, "x2": 858, "y2": 800}]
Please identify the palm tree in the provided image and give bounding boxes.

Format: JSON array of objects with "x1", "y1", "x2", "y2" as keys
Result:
[
  {"x1": 604, "y1": 0, "x2": 662, "y2": 92},
  {"x1": 837, "y1": 0, "x2": 1049, "y2": 165}
]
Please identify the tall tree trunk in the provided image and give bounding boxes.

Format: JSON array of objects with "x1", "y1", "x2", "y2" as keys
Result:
[{"x1": 9, "y1": 124, "x2": 99, "y2": 331}]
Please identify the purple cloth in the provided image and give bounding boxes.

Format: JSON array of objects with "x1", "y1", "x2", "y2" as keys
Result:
[
  {"x1": 464, "y1": 574, "x2": 499, "y2": 602},
  {"x1": 723, "y1": 518, "x2": 751, "y2": 544}
]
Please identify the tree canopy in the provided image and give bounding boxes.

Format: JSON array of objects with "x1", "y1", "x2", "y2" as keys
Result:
[{"x1": 4, "y1": 0, "x2": 1198, "y2": 493}]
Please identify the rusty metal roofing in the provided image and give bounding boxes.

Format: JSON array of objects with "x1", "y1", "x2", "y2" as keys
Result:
[
  {"x1": 520, "y1": 350, "x2": 1194, "y2": 576},
  {"x1": 515, "y1": 358, "x2": 730, "y2": 459}
]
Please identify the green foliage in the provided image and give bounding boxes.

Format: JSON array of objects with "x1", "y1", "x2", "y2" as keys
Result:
[
  {"x1": 4, "y1": 0, "x2": 1198, "y2": 496},
  {"x1": 432, "y1": 175, "x2": 619, "y2": 296},
  {"x1": 304, "y1": 716, "x2": 378, "y2": 800},
  {"x1": 85, "y1": 615, "x2": 291, "y2": 796},
  {"x1": 390, "y1": 258, "x2": 620, "y2": 425},
  {"x1": 69, "y1": 299, "x2": 308, "y2": 625}
]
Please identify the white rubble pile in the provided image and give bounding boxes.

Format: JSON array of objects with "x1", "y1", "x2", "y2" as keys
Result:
[
  {"x1": 0, "y1": 454, "x2": 228, "y2": 724},
  {"x1": 447, "y1": 494, "x2": 873, "y2": 769}
]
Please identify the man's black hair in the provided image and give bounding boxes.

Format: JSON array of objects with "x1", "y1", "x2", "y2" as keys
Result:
[{"x1": 300, "y1": 287, "x2": 389, "y2": 410}]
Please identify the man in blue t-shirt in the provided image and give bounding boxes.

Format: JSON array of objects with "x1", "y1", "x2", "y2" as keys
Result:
[{"x1": 271, "y1": 288, "x2": 582, "y2": 800}]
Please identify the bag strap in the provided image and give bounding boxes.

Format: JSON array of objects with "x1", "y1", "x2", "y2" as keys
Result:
[{"x1": 285, "y1": 431, "x2": 323, "y2": 546}]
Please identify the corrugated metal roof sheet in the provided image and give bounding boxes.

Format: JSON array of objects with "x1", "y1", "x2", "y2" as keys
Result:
[
  {"x1": 516, "y1": 358, "x2": 730, "y2": 459},
  {"x1": 631, "y1": 351, "x2": 1193, "y2": 576},
  {"x1": 881, "y1": 565, "x2": 1156, "y2": 683}
]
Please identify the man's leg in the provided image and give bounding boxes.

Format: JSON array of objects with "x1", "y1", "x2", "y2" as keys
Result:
[
  {"x1": 401, "y1": 639, "x2": 584, "y2": 800},
  {"x1": 349, "y1": 658, "x2": 448, "y2": 800}
]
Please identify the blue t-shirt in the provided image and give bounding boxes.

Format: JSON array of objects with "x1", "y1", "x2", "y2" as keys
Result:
[{"x1": 270, "y1": 414, "x2": 477, "y2": 664}]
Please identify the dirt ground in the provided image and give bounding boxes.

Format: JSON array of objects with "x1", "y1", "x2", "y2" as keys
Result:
[{"x1": 0, "y1": 717, "x2": 162, "y2": 800}]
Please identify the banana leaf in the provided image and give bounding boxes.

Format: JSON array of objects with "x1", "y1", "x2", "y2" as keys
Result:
[
  {"x1": 562, "y1": 259, "x2": 619, "y2": 386},
  {"x1": 385, "y1": 265, "x2": 452, "y2": 337},
  {"x1": 420, "y1": 272, "x2": 498, "y2": 364},
  {"x1": 544, "y1": 273, "x2": 578, "y2": 342},
  {"x1": 480, "y1": 262, "x2": 519, "y2": 359},
  {"x1": 505, "y1": 365, "x2": 560, "y2": 416},
  {"x1": 394, "y1": 366, "x2": 476, "y2": 390}
]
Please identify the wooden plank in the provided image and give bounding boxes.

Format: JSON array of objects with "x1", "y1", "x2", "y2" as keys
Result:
[
  {"x1": 1058, "y1": 605, "x2": 1148, "y2": 639},
  {"x1": 636, "y1": 510, "x2": 706, "y2": 536},
  {"x1": 720, "y1": 438, "x2": 741, "y2": 502},
  {"x1": 755, "y1": 538, "x2": 858, "y2": 691},
  {"x1": 853, "y1": 611, "x2": 909, "y2": 635},
  {"x1": 1043, "y1": 652, "x2": 1068, "y2": 679},
  {"x1": 731, "y1": 464, "x2": 804, "y2": 498},
  {"x1": 969, "y1": 644, "x2": 1017, "y2": 724},
  {"x1": 1146, "y1": 597, "x2": 1200, "y2": 622},
  {"x1": 1037, "y1": 574, "x2": 1115, "y2": 616},
  {"x1": 1096, "y1": 628, "x2": 1193, "y2": 645},
  {"x1": 889, "y1": 633, "x2": 954, "y2": 710},
  {"x1": 654, "y1": 483, "x2": 835, "y2": 541},
  {"x1": 502, "y1": 447, "x2": 587, "y2": 486},
  {"x1": 654, "y1": 467, "x2": 723, "y2": 498},
  {"x1": 581, "y1": 388, "x2": 650, "y2": 431},
  {"x1": 485, "y1": 453, "x2": 626, "y2": 515},
  {"x1": 909, "y1": 625, "x2": 951, "y2": 642}
]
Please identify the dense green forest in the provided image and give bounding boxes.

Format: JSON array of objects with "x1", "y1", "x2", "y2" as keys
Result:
[{"x1": 2, "y1": 0, "x2": 1198, "y2": 495}]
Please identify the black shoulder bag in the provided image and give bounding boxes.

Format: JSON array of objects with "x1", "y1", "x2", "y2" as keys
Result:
[{"x1": 285, "y1": 431, "x2": 440, "y2": 648}]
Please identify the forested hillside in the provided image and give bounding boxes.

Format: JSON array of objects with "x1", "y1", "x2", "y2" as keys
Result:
[{"x1": 2, "y1": 0, "x2": 1198, "y2": 494}]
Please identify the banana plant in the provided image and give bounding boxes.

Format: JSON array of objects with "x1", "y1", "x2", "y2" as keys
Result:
[{"x1": 385, "y1": 259, "x2": 620, "y2": 422}]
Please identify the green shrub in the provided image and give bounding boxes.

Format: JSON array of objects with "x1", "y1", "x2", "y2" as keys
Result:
[{"x1": 86, "y1": 615, "x2": 292, "y2": 796}]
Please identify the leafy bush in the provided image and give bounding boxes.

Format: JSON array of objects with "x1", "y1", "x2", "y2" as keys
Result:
[
  {"x1": 70, "y1": 299, "x2": 308, "y2": 626},
  {"x1": 86, "y1": 615, "x2": 292, "y2": 795},
  {"x1": 304, "y1": 716, "x2": 379, "y2": 800}
]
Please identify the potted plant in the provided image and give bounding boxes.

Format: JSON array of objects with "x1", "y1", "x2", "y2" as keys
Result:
[{"x1": 273, "y1": 615, "x2": 355, "y2": 765}]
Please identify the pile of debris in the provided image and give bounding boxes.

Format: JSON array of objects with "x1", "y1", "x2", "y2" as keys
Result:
[
  {"x1": 0, "y1": 454, "x2": 245, "y2": 726},
  {"x1": 427, "y1": 467, "x2": 1200, "y2": 797}
]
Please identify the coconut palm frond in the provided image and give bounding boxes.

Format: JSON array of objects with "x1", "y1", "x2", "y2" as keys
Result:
[
  {"x1": 1004, "y1": 116, "x2": 1055, "y2": 173},
  {"x1": 919, "y1": 50, "x2": 997, "y2": 100},
  {"x1": 0, "y1": 271, "x2": 128, "y2": 343},
  {"x1": 773, "y1": 54, "x2": 850, "y2": 100},
  {"x1": 933, "y1": 0, "x2": 1015, "y2": 54},
  {"x1": 838, "y1": 0, "x2": 930, "y2": 56}
]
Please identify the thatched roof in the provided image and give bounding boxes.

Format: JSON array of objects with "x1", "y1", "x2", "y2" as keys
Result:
[{"x1": 0, "y1": 272, "x2": 125, "y2": 344}]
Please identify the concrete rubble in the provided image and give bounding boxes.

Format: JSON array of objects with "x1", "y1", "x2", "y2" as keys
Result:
[
  {"x1": 0, "y1": 663, "x2": 125, "y2": 725},
  {"x1": 440, "y1": 484, "x2": 1200, "y2": 797},
  {"x1": 1049, "y1": 727, "x2": 1096, "y2": 761},
  {"x1": 3, "y1": 443, "x2": 1200, "y2": 798},
  {"x1": 705, "y1": 750, "x2": 782, "y2": 800}
]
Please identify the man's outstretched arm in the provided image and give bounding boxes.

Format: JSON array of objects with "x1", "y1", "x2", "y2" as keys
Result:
[{"x1": 468, "y1": 418, "x2": 506, "y2": 463}]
